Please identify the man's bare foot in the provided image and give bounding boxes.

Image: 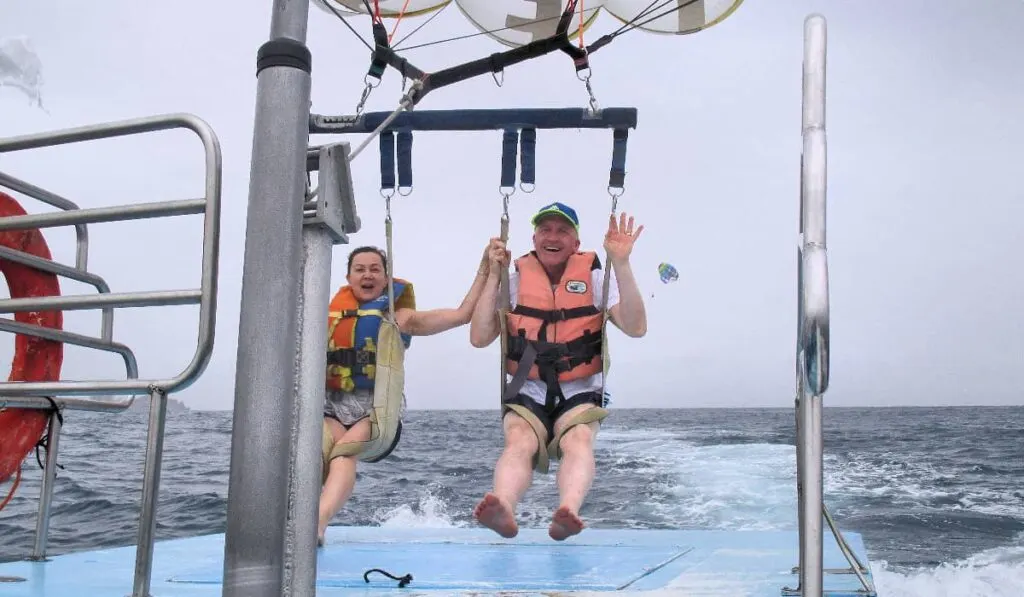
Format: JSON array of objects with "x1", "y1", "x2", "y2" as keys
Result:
[
  {"x1": 473, "y1": 492, "x2": 518, "y2": 538},
  {"x1": 548, "y1": 505, "x2": 584, "y2": 541}
]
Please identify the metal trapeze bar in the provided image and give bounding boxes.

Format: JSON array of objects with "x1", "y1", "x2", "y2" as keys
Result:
[{"x1": 310, "y1": 107, "x2": 638, "y2": 135}]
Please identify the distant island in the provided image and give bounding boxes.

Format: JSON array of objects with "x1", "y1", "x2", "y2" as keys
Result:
[{"x1": 126, "y1": 395, "x2": 191, "y2": 415}]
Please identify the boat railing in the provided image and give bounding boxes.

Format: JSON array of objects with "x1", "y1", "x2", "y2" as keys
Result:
[
  {"x1": 0, "y1": 113, "x2": 222, "y2": 597},
  {"x1": 785, "y1": 15, "x2": 876, "y2": 597}
]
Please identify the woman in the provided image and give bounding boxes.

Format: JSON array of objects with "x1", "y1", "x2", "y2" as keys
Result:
[{"x1": 317, "y1": 242, "x2": 493, "y2": 545}]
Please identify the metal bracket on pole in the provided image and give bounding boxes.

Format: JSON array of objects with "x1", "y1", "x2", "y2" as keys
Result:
[{"x1": 304, "y1": 142, "x2": 360, "y2": 244}]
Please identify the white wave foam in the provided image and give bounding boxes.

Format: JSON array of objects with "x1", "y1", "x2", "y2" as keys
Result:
[
  {"x1": 823, "y1": 452, "x2": 1024, "y2": 519},
  {"x1": 373, "y1": 490, "x2": 462, "y2": 529},
  {"x1": 874, "y1": 539, "x2": 1024, "y2": 597},
  {"x1": 599, "y1": 428, "x2": 798, "y2": 531}
]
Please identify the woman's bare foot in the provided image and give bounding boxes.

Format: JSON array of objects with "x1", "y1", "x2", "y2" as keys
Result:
[
  {"x1": 473, "y1": 492, "x2": 518, "y2": 538},
  {"x1": 548, "y1": 505, "x2": 584, "y2": 541}
]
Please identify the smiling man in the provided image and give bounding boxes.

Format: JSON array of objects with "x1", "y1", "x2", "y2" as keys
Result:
[{"x1": 470, "y1": 201, "x2": 647, "y2": 541}]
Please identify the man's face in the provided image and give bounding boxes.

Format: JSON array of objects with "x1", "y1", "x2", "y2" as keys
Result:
[
  {"x1": 532, "y1": 214, "x2": 580, "y2": 270},
  {"x1": 347, "y1": 251, "x2": 387, "y2": 302}
]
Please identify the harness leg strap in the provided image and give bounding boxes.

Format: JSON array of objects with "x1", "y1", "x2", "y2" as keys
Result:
[
  {"x1": 326, "y1": 411, "x2": 380, "y2": 460},
  {"x1": 502, "y1": 403, "x2": 551, "y2": 474},
  {"x1": 321, "y1": 423, "x2": 335, "y2": 484},
  {"x1": 546, "y1": 406, "x2": 609, "y2": 462}
]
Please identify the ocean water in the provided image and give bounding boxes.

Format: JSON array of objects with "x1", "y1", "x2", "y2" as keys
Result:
[{"x1": 1, "y1": 406, "x2": 1022, "y2": 596}]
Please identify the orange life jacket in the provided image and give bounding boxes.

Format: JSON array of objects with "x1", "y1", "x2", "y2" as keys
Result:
[
  {"x1": 325, "y1": 279, "x2": 413, "y2": 392},
  {"x1": 505, "y1": 251, "x2": 604, "y2": 408}
]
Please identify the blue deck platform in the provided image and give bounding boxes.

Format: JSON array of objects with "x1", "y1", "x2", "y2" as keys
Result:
[{"x1": 0, "y1": 526, "x2": 877, "y2": 596}]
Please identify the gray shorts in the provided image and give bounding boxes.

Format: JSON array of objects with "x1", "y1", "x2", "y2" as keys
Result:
[{"x1": 323, "y1": 387, "x2": 407, "y2": 428}]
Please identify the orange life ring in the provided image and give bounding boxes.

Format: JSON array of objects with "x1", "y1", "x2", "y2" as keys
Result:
[{"x1": 0, "y1": 190, "x2": 64, "y2": 495}]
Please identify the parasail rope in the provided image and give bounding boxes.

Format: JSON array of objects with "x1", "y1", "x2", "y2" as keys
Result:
[
  {"x1": 320, "y1": 1, "x2": 373, "y2": 50},
  {"x1": 393, "y1": 6, "x2": 589, "y2": 52},
  {"x1": 322, "y1": 0, "x2": 693, "y2": 57},
  {"x1": 388, "y1": 0, "x2": 414, "y2": 43},
  {"x1": 348, "y1": 79, "x2": 424, "y2": 162},
  {"x1": 391, "y1": 6, "x2": 447, "y2": 49},
  {"x1": 606, "y1": 0, "x2": 705, "y2": 39}
]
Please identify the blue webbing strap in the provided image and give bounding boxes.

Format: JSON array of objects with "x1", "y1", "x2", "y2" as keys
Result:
[
  {"x1": 519, "y1": 128, "x2": 536, "y2": 189},
  {"x1": 501, "y1": 128, "x2": 519, "y2": 190},
  {"x1": 396, "y1": 130, "x2": 413, "y2": 191},
  {"x1": 380, "y1": 130, "x2": 396, "y2": 192},
  {"x1": 609, "y1": 128, "x2": 628, "y2": 190}
]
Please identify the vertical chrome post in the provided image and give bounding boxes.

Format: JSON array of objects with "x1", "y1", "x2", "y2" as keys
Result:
[
  {"x1": 30, "y1": 410, "x2": 62, "y2": 560},
  {"x1": 132, "y1": 387, "x2": 168, "y2": 597},
  {"x1": 796, "y1": 13, "x2": 829, "y2": 597},
  {"x1": 284, "y1": 214, "x2": 332, "y2": 597},
  {"x1": 222, "y1": 0, "x2": 312, "y2": 594},
  {"x1": 283, "y1": 143, "x2": 357, "y2": 596},
  {"x1": 283, "y1": 224, "x2": 331, "y2": 597}
]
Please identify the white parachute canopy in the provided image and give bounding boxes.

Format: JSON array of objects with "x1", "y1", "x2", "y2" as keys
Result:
[
  {"x1": 311, "y1": 0, "x2": 744, "y2": 48},
  {"x1": 601, "y1": 0, "x2": 744, "y2": 34},
  {"x1": 0, "y1": 36, "x2": 44, "y2": 107}
]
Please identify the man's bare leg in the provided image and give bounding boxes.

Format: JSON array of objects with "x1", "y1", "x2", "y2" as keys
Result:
[
  {"x1": 549, "y1": 405, "x2": 599, "y2": 541},
  {"x1": 317, "y1": 417, "x2": 372, "y2": 544},
  {"x1": 474, "y1": 412, "x2": 542, "y2": 538}
]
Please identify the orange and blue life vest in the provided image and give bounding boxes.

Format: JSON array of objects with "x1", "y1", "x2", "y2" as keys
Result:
[{"x1": 325, "y1": 279, "x2": 414, "y2": 392}]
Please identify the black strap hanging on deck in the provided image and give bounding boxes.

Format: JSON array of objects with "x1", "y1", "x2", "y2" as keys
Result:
[{"x1": 363, "y1": 567, "x2": 413, "y2": 588}]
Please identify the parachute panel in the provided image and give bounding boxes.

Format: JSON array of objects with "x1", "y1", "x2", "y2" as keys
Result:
[
  {"x1": 602, "y1": 0, "x2": 744, "y2": 35},
  {"x1": 455, "y1": 0, "x2": 604, "y2": 48},
  {"x1": 314, "y1": 0, "x2": 452, "y2": 18},
  {"x1": 312, "y1": 0, "x2": 360, "y2": 15}
]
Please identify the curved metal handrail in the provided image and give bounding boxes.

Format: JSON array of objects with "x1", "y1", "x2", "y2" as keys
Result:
[{"x1": 0, "y1": 112, "x2": 221, "y2": 398}]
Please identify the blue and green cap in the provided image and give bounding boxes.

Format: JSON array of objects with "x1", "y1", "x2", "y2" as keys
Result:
[{"x1": 530, "y1": 202, "x2": 580, "y2": 232}]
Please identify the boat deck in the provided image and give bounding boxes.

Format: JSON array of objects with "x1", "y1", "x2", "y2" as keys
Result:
[{"x1": 0, "y1": 525, "x2": 877, "y2": 596}]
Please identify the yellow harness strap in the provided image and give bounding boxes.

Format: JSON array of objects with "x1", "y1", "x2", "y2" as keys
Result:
[
  {"x1": 503, "y1": 403, "x2": 551, "y2": 474},
  {"x1": 546, "y1": 406, "x2": 609, "y2": 461}
]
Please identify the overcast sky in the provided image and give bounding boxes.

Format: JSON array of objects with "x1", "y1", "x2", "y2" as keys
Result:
[{"x1": 1, "y1": 0, "x2": 1022, "y2": 411}]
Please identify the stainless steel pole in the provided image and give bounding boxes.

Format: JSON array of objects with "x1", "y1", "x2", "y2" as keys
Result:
[
  {"x1": 283, "y1": 213, "x2": 334, "y2": 597},
  {"x1": 222, "y1": 0, "x2": 312, "y2": 594},
  {"x1": 797, "y1": 13, "x2": 828, "y2": 597},
  {"x1": 30, "y1": 411, "x2": 62, "y2": 561},
  {"x1": 132, "y1": 387, "x2": 169, "y2": 597}
]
